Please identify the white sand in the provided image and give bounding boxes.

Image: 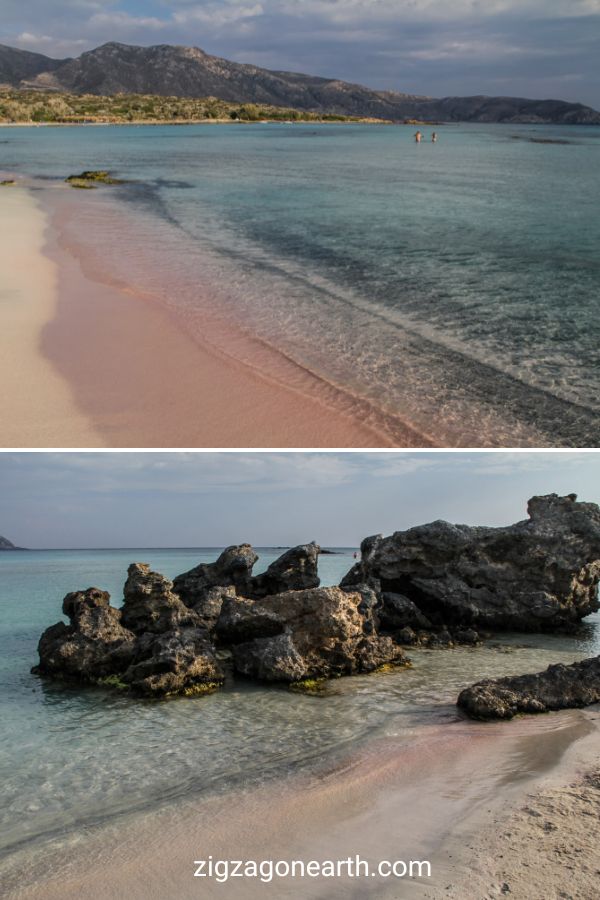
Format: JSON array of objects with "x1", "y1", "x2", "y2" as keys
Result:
[{"x1": 0, "y1": 185, "x2": 104, "y2": 446}]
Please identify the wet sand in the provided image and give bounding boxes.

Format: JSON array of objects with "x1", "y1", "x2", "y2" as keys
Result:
[
  {"x1": 1, "y1": 181, "x2": 429, "y2": 448},
  {"x1": 432, "y1": 707, "x2": 600, "y2": 900},
  {"x1": 3, "y1": 709, "x2": 597, "y2": 900},
  {"x1": 0, "y1": 184, "x2": 103, "y2": 446}
]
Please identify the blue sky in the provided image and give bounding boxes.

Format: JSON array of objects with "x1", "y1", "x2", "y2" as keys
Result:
[
  {"x1": 2, "y1": 1, "x2": 599, "y2": 107},
  {"x1": 1, "y1": 452, "x2": 599, "y2": 548}
]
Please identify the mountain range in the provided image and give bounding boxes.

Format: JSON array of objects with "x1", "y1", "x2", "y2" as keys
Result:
[{"x1": 1, "y1": 41, "x2": 599, "y2": 124}]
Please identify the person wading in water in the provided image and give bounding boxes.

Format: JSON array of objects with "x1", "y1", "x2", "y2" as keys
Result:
[{"x1": 414, "y1": 130, "x2": 422, "y2": 143}]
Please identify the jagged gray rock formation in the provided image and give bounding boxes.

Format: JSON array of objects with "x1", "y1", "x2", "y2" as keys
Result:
[
  {"x1": 172, "y1": 543, "x2": 321, "y2": 628},
  {"x1": 173, "y1": 544, "x2": 258, "y2": 609},
  {"x1": 341, "y1": 494, "x2": 600, "y2": 633},
  {"x1": 32, "y1": 551, "x2": 408, "y2": 696},
  {"x1": 122, "y1": 563, "x2": 200, "y2": 634},
  {"x1": 32, "y1": 578, "x2": 224, "y2": 697},
  {"x1": 247, "y1": 543, "x2": 321, "y2": 598},
  {"x1": 120, "y1": 628, "x2": 223, "y2": 697},
  {"x1": 216, "y1": 586, "x2": 408, "y2": 682},
  {"x1": 33, "y1": 588, "x2": 136, "y2": 681},
  {"x1": 457, "y1": 656, "x2": 600, "y2": 719},
  {"x1": 2, "y1": 42, "x2": 599, "y2": 124}
]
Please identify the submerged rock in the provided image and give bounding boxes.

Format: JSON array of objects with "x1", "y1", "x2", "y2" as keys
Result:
[
  {"x1": 457, "y1": 656, "x2": 600, "y2": 719},
  {"x1": 341, "y1": 494, "x2": 600, "y2": 632},
  {"x1": 65, "y1": 170, "x2": 125, "y2": 188},
  {"x1": 33, "y1": 587, "x2": 136, "y2": 681},
  {"x1": 216, "y1": 586, "x2": 408, "y2": 682}
]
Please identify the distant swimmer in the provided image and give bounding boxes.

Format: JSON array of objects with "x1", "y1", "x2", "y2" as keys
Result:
[
  {"x1": 414, "y1": 130, "x2": 422, "y2": 143},
  {"x1": 432, "y1": 132, "x2": 438, "y2": 143}
]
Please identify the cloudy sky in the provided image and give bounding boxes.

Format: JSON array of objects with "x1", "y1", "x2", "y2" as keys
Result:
[
  {"x1": 3, "y1": 1, "x2": 599, "y2": 106},
  {"x1": 1, "y1": 451, "x2": 599, "y2": 548}
]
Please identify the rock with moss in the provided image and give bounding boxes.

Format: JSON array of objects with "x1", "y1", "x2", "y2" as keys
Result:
[
  {"x1": 121, "y1": 627, "x2": 224, "y2": 697},
  {"x1": 457, "y1": 655, "x2": 600, "y2": 720},
  {"x1": 32, "y1": 577, "x2": 223, "y2": 698},
  {"x1": 216, "y1": 586, "x2": 408, "y2": 683},
  {"x1": 65, "y1": 170, "x2": 124, "y2": 188},
  {"x1": 289, "y1": 678, "x2": 327, "y2": 694}
]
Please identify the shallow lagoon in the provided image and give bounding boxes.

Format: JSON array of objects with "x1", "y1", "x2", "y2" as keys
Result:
[
  {"x1": 3, "y1": 122, "x2": 600, "y2": 445},
  {"x1": 1, "y1": 546, "x2": 598, "y2": 865}
]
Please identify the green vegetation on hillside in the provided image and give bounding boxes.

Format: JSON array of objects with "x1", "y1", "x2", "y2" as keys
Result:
[{"x1": 0, "y1": 90, "x2": 374, "y2": 124}]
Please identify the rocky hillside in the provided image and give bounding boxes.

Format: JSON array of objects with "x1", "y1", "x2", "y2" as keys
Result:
[
  {"x1": 0, "y1": 535, "x2": 24, "y2": 550},
  {"x1": 1, "y1": 41, "x2": 599, "y2": 124}
]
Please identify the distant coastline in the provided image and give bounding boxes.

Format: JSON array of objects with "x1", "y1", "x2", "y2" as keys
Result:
[{"x1": 0, "y1": 89, "x2": 393, "y2": 127}]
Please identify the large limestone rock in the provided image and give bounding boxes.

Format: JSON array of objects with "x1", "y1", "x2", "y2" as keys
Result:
[
  {"x1": 247, "y1": 543, "x2": 321, "y2": 598},
  {"x1": 341, "y1": 494, "x2": 600, "y2": 632},
  {"x1": 216, "y1": 586, "x2": 407, "y2": 682},
  {"x1": 457, "y1": 656, "x2": 600, "y2": 719},
  {"x1": 33, "y1": 588, "x2": 136, "y2": 680},
  {"x1": 121, "y1": 563, "x2": 200, "y2": 634}
]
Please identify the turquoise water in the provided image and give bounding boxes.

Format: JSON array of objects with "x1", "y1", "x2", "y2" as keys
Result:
[
  {"x1": 1, "y1": 546, "x2": 599, "y2": 874},
  {"x1": 3, "y1": 122, "x2": 600, "y2": 445}
]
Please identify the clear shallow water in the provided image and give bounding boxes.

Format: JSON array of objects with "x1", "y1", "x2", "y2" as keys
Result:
[
  {"x1": 0, "y1": 547, "x2": 599, "y2": 867},
  {"x1": 3, "y1": 122, "x2": 600, "y2": 445}
]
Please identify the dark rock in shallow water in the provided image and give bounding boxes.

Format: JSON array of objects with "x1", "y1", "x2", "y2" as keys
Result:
[
  {"x1": 33, "y1": 587, "x2": 136, "y2": 681},
  {"x1": 173, "y1": 544, "x2": 258, "y2": 608},
  {"x1": 457, "y1": 656, "x2": 600, "y2": 719},
  {"x1": 32, "y1": 577, "x2": 223, "y2": 697},
  {"x1": 247, "y1": 542, "x2": 321, "y2": 598},
  {"x1": 122, "y1": 563, "x2": 200, "y2": 634},
  {"x1": 216, "y1": 586, "x2": 408, "y2": 682},
  {"x1": 341, "y1": 494, "x2": 600, "y2": 633},
  {"x1": 65, "y1": 170, "x2": 125, "y2": 188},
  {"x1": 121, "y1": 627, "x2": 224, "y2": 697}
]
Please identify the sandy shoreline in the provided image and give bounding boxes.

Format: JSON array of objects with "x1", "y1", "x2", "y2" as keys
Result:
[
  {"x1": 433, "y1": 708, "x2": 600, "y2": 900},
  {"x1": 0, "y1": 184, "x2": 104, "y2": 446},
  {"x1": 0, "y1": 179, "x2": 431, "y2": 448},
  {"x1": 2, "y1": 707, "x2": 598, "y2": 899}
]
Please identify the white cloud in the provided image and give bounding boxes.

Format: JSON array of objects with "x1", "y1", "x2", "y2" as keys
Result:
[
  {"x1": 88, "y1": 12, "x2": 166, "y2": 30},
  {"x1": 13, "y1": 31, "x2": 89, "y2": 55},
  {"x1": 173, "y1": 2, "x2": 264, "y2": 27}
]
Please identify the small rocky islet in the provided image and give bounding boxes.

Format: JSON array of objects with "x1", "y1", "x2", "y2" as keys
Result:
[{"x1": 32, "y1": 493, "x2": 600, "y2": 715}]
